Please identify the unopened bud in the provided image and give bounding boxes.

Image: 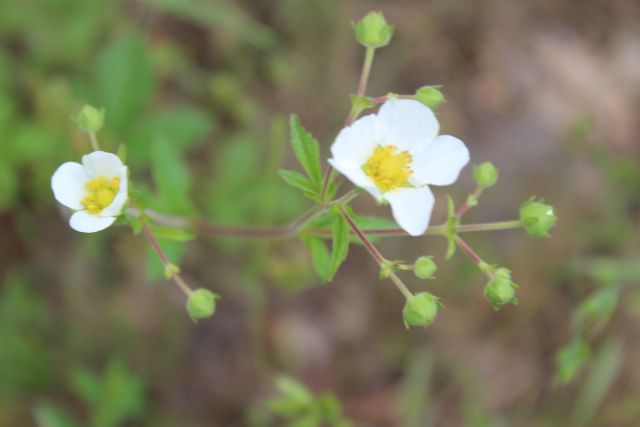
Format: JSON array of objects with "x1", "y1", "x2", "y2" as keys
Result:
[
  {"x1": 186, "y1": 289, "x2": 218, "y2": 321},
  {"x1": 415, "y1": 85, "x2": 445, "y2": 110},
  {"x1": 520, "y1": 198, "x2": 557, "y2": 237},
  {"x1": 353, "y1": 11, "x2": 393, "y2": 49},
  {"x1": 484, "y1": 269, "x2": 517, "y2": 309},
  {"x1": 73, "y1": 105, "x2": 105, "y2": 133},
  {"x1": 473, "y1": 162, "x2": 499, "y2": 188},
  {"x1": 414, "y1": 256, "x2": 437, "y2": 279},
  {"x1": 402, "y1": 292, "x2": 442, "y2": 328}
]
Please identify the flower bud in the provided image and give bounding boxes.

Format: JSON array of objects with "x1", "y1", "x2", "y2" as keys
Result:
[
  {"x1": 73, "y1": 105, "x2": 105, "y2": 133},
  {"x1": 186, "y1": 289, "x2": 218, "y2": 321},
  {"x1": 402, "y1": 292, "x2": 442, "y2": 328},
  {"x1": 353, "y1": 12, "x2": 393, "y2": 49},
  {"x1": 414, "y1": 256, "x2": 437, "y2": 279},
  {"x1": 473, "y1": 162, "x2": 499, "y2": 188},
  {"x1": 519, "y1": 198, "x2": 557, "y2": 237},
  {"x1": 415, "y1": 85, "x2": 445, "y2": 110},
  {"x1": 484, "y1": 270, "x2": 517, "y2": 309}
]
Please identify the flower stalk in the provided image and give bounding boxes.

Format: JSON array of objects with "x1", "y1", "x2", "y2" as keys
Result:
[{"x1": 339, "y1": 206, "x2": 414, "y2": 300}]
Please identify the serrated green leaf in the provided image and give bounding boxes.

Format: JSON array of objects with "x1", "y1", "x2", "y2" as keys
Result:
[
  {"x1": 302, "y1": 236, "x2": 331, "y2": 283},
  {"x1": 330, "y1": 215, "x2": 349, "y2": 280},
  {"x1": 278, "y1": 169, "x2": 317, "y2": 197},
  {"x1": 289, "y1": 114, "x2": 322, "y2": 189}
]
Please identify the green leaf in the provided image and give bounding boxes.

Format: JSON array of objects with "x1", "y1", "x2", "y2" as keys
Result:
[
  {"x1": 330, "y1": 215, "x2": 349, "y2": 280},
  {"x1": 150, "y1": 136, "x2": 194, "y2": 214},
  {"x1": 278, "y1": 169, "x2": 317, "y2": 197},
  {"x1": 94, "y1": 36, "x2": 155, "y2": 132},
  {"x1": 129, "y1": 106, "x2": 214, "y2": 166},
  {"x1": 148, "y1": 225, "x2": 195, "y2": 242},
  {"x1": 574, "y1": 338, "x2": 623, "y2": 425},
  {"x1": 302, "y1": 236, "x2": 331, "y2": 283},
  {"x1": 289, "y1": 114, "x2": 322, "y2": 190}
]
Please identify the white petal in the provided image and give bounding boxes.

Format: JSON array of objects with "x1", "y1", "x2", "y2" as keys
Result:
[
  {"x1": 330, "y1": 114, "x2": 381, "y2": 165},
  {"x1": 51, "y1": 162, "x2": 89, "y2": 210},
  {"x1": 99, "y1": 167, "x2": 129, "y2": 217},
  {"x1": 327, "y1": 159, "x2": 382, "y2": 201},
  {"x1": 377, "y1": 99, "x2": 439, "y2": 152},
  {"x1": 385, "y1": 186, "x2": 435, "y2": 236},
  {"x1": 410, "y1": 135, "x2": 470, "y2": 186},
  {"x1": 82, "y1": 151, "x2": 124, "y2": 179},
  {"x1": 69, "y1": 211, "x2": 116, "y2": 233}
]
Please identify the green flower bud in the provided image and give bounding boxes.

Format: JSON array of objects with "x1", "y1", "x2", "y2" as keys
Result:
[
  {"x1": 484, "y1": 273, "x2": 517, "y2": 309},
  {"x1": 415, "y1": 85, "x2": 445, "y2": 110},
  {"x1": 353, "y1": 11, "x2": 393, "y2": 49},
  {"x1": 402, "y1": 292, "x2": 442, "y2": 328},
  {"x1": 473, "y1": 161, "x2": 499, "y2": 188},
  {"x1": 186, "y1": 289, "x2": 218, "y2": 321},
  {"x1": 414, "y1": 256, "x2": 437, "y2": 279},
  {"x1": 73, "y1": 105, "x2": 105, "y2": 133},
  {"x1": 519, "y1": 198, "x2": 557, "y2": 237}
]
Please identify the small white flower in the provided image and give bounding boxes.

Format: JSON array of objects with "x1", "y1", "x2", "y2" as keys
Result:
[
  {"x1": 51, "y1": 151, "x2": 128, "y2": 233},
  {"x1": 329, "y1": 99, "x2": 470, "y2": 236}
]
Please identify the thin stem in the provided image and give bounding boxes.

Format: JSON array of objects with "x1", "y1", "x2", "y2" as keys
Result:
[
  {"x1": 320, "y1": 46, "x2": 377, "y2": 202},
  {"x1": 370, "y1": 94, "x2": 415, "y2": 104},
  {"x1": 455, "y1": 187, "x2": 484, "y2": 218},
  {"x1": 357, "y1": 47, "x2": 376, "y2": 99},
  {"x1": 339, "y1": 206, "x2": 413, "y2": 300},
  {"x1": 142, "y1": 221, "x2": 192, "y2": 296},
  {"x1": 339, "y1": 206, "x2": 384, "y2": 264},
  {"x1": 131, "y1": 190, "x2": 359, "y2": 240},
  {"x1": 455, "y1": 236, "x2": 493, "y2": 279},
  {"x1": 88, "y1": 131, "x2": 100, "y2": 151},
  {"x1": 303, "y1": 220, "x2": 522, "y2": 238}
]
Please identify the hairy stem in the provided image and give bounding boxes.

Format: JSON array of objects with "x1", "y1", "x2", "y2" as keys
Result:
[
  {"x1": 142, "y1": 221, "x2": 192, "y2": 296},
  {"x1": 455, "y1": 236, "x2": 493, "y2": 279},
  {"x1": 320, "y1": 46, "x2": 376, "y2": 202},
  {"x1": 455, "y1": 187, "x2": 484, "y2": 218},
  {"x1": 339, "y1": 206, "x2": 414, "y2": 300}
]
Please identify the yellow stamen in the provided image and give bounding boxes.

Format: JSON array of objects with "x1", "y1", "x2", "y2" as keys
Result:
[
  {"x1": 80, "y1": 176, "x2": 120, "y2": 214},
  {"x1": 362, "y1": 145, "x2": 413, "y2": 192}
]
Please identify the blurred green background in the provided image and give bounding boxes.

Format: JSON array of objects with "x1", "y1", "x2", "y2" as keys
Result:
[{"x1": 1, "y1": 0, "x2": 640, "y2": 426}]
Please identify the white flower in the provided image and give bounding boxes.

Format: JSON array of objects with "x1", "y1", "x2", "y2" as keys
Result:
[
  {"x1": 329, "y1": 99, "x2": 470, "y2": 236},
  {"x1": 51, "y1": 151, "x2": 128, "y2": 233}
]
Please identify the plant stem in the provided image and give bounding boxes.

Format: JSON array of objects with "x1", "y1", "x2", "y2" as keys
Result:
[
  {"x1": 455, "y1": 187, "x2": 484, "y2": 218},
  {"x1": 142, "y1": 221, "x2": 192, "y2": 296},
  {"x1": 339, "y1": 206, "x2": 413, "y2": 300},
  {"x1": 455, "y1": 236, "x2": 493, "y2": 279},
  {"x1": 370, "y1": 94, "x2": 415, "y2": 104},
  {"x1": 303, "y1": 220, "x2": 522, "y2": 238},
  {"x1": 88, "y1": 131, "x2": 100, "y2": 151},
  {"x1": 130, "y1": 190, "x2": 360, "y2": 240},
  {"x1": 320, "y1": 46, "x2": 377, "y2": 202}
]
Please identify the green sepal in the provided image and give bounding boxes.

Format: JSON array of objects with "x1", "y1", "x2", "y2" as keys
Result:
[{"x1": 444, "y1": 195, "x2": 459, "y2": 259}]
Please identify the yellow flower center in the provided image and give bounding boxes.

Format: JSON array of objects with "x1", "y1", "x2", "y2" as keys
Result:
[
  {"x1": 362, "y1": 145, "x2": 413, "y2": 192},
  {"x1": 80, "y1": 176, "x2": 120, "y2": 214}
]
